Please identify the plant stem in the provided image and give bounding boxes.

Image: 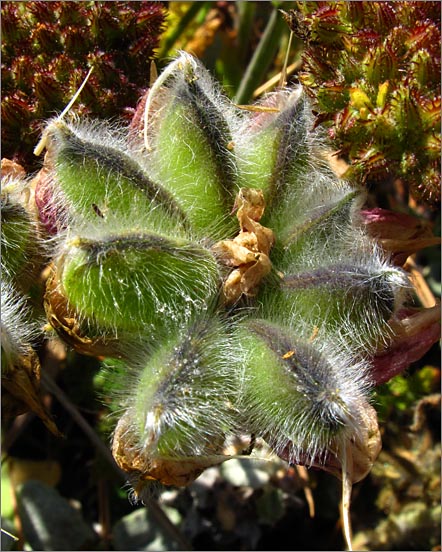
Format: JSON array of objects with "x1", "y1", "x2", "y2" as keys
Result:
[
  {"x1": 159, "y1": 2, "x2": 212, "y2": 60},
  {"x1": 234, "y1": 7, "x2": 288, "y2": 105}
]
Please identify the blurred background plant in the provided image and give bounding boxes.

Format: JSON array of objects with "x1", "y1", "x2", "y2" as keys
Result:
[
  {"x1": 1, "y1": 0, "x2": 166, "y2": 172},
  {"x1": 1, "y1": 1, "x2": 440, "y2": 551},
  {"x1": 287, "y1": 1, "x2": 441, "y2": 206}
]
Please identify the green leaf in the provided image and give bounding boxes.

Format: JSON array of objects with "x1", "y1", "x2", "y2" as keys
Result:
[{"x1": 234, "y1": 7, "x2": 290, "y2": 105}]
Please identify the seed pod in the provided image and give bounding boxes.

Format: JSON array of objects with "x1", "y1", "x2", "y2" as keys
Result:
[
  {"x1": 235, "y1": 87, "x2": 356, "y2": 244},
  {"x1": 236, "y1": 88, "x2": 310, "y2": 208},
  {"x1": 35, "y1": 119, "x2": 189, "y2": 234},
  {"x1": 1, "y1": 175, "x2": 45, "y2": 291},
  {"x1": 239, "y1": 318, "x2": 373, "y2": 465},
  {"x1": 1, "y1": 280, "x2": 59, "y2": 435},
  {"x1": 255, "y1": 162, "x2": 410, "y2": 352},
  {"x1": 275, "y1": 185, "x2": 361, "y2": 267},
  {"x1": 1, "y1": 280, "x2": 41, "y2": 373},
  {"x1": 264, "y1": 246, "x2": 409, "y2": 353},
  {"x1": 46, "y1": 225, "x2": 221, "y2": 349},
  {"x1": 140, "y1": 52, "x2": 240, "y2": 239},
  {"x1": 109, "y1": 316, "x2": 244, "y2": 493}
]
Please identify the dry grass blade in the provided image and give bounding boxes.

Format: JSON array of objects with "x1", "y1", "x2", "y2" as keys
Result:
[
  {"x1": 405, "y1": 257, "x2": 438, "y2": 308},
  {"x1": 341, "y1": 440, "x2": 353, "y2": 551}
]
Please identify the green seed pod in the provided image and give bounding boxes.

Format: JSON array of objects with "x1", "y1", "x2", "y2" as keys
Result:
[
  {"x1": 253, "y1": 157, "x2": 410, "y2": 352},
  {"x1": 109, "y1": 315, "x2": 244, "y2": 493},
  {"x1": 1, "y1": 279, "x2": 41, "y2": 373},
  {"x1": 47, "y1": 224, "x2": 221, "y2": 348},
  {"x1": 238, "y1": 318, "x2": 372, "y2": 465},
  {"x1": 236, "y1": 88, "x2": 312, "y2": 212},
  {"x1": 141, "y1": 52, "x2": 240, "y2": 239},
  {"x1": 286, "y1": 264, "x2": 406, "y2": 347},
  {"x1": 236, "y1": 87, "x2": 350, "y2": 242},
  {"x1": 1, "y1": 175, "x2": 44, "y2": 290},
  {"x1": 274, "y1": 183, "x2": 361, "y2": 267},
  {"x1": 36, "y1": 118, "x2": 189, "y2": 234},
  {"x1": 264, "y1": 238, "x2": 409, "y2": 353}
]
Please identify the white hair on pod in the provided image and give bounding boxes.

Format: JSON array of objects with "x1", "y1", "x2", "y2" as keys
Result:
[{"x1": 1, "y1": 279, "x2": 42, "y2": 365}]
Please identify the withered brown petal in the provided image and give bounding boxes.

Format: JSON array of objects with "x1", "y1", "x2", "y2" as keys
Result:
[
  {"x1": 212, "y1": 187, "x2": 274, "y2": 304},
  {"x1": 2, "y1": 348, "x2": 61, "y2": 437},
  {"x1": 276, "y1": 401, "x2": 382, "y2": 485},
  {"x1": 112, "y1": 415, "x2": 231, "y2": 490}
]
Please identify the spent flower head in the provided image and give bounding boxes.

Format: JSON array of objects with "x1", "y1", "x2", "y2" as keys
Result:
[
  {"x1": 284, "y1": 1, "x2": 441, "y2": 204},
  {"x1": 1, "y1": 1, "x2": 165, "y2": 171}
]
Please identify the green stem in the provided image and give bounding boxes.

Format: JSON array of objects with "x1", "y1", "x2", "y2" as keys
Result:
[
  {"x1": 215, "y1": 2, "x2": 257, "y2": 93},
  {"x1": 237, "y1": 2, "x2": 257, "y2": 65},
  {"x1": 234, "y1": 7, "x2": 289, "y2": 105},
  {"x1": 159, "y1": 2, "x2": 212, "y2": 60}
]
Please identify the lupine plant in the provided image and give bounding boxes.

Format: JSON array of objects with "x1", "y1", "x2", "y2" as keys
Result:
[{"x1": 2, "y1": 48, "x2": 440, "y2": 549}]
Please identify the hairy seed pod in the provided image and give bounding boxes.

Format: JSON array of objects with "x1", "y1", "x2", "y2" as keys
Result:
[
  {"x1": 109, "y1": 316, "x2": 244, "y2": 492},
  {"x1": 236, "y1": 88, "x2": 309, "y2": 208},
  {"x1": 139, "y1": 52, "x2": 240, "y2": 239},
  {"x1": 275, "y1": 186, "x2": 361, "y2": 268},
  {"x1": 1, "y1": 280, "x2": 41, "y2": 372},
  {"x1": 47, "y1": 226, "x2": 221, "y2": 347},
  {"x1": 236, "y1": 87, "x2": 355, "y2": 244},
  {"x1": 19, "y1": 51, "x2": 438, "y2": 543},
  {"x1": 1, "y1": 175, "x2": 45, "y2": 290},
  {"x1": 255, "y1": 159, "x2": 410, "y2": 352},
  {"x1": 264, "y1": 247, "x2": 409, "y2": 353},
  {"x1": 239, "y1": 318, "x2": 373, "y2": 466},
  {"x1": 35, "y1": 119, "x2": 189, "y2": 234}
]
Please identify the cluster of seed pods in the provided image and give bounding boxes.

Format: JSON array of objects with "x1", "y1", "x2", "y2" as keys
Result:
[{"x1": 2, "y1": 53, "x2": 418, "y2": 547}]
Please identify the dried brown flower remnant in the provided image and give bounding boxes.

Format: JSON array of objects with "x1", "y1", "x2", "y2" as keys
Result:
[
  {"x1": 277, "y1": 400, "x2": 381, "y2": 485},
  {"x1": 372, "y1": 305, "x2": 441, "y2": 385},
  {"x1": 360, "y1": 207, "x2": 442, "y2": 266},
  {"x1": 212, "y1": 188, "x2": 275, "y2": 304},
  {"x1": 1, "y1": 340, "x2": 60, "y2": 437},
  {"x1": 112, "y1": 412, "x2": 232, "y2": 493}
]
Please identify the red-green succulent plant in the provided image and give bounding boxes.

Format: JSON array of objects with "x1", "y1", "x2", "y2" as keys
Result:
[{"x1": 286, "y1": 1, "x2": 441, "y2": 204}]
